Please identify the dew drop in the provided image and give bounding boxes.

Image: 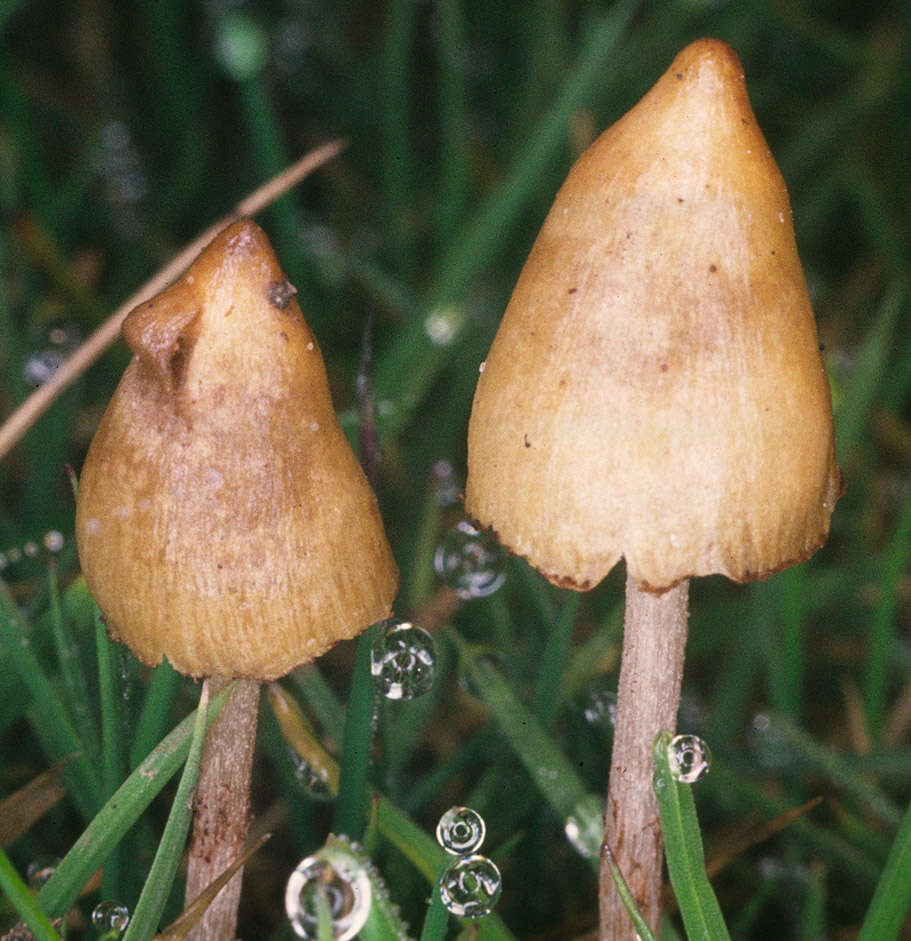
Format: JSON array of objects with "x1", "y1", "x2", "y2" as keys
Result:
[
  {"x1": 370, "y1": 619, "x2": 436, "y2": 701},
  {"x1": 289, "y1": 750, "x2": 334, "y2": 802},
  {"x1": 749, "y1": 713, "x2": 792, "y2": 770},
  {"x1": 436, "y1": 806, "x2": 486, "y2": 856},
  {"x1": 43, "y1": 530, "x2": 65, "y2": 553},
  {"x1": 564, "y1": 793, "x2": 604, "y2": 859},
  {"x1": 423, "y1": 306, "x2": 464, "y2": 346},
  {"x1": 91, "y1": 900, "x2": 130, "y2": 936},
  {"x1": 667, "y1": 733, "x2": 711, "y2": 783},
  {"x1": 285, "y1": 854, "x2": 371, "y2": 940},
  {"x1": 431, "y1": 459, "x2": 462, "y2": 508},
  {"x1": 26, "y1": 856, "x2": 60, "y2": 889},
  {"x1": 433, "y1": 521, "x2": 506, "y2": 599},
  {"x1": 213, "y1": 10, "x2": 270, "y2": 81},
  {"x1": 581, "y1": 679, "x2": 617, "y2": 729},
  {"x1": 23, "y1": 348, "x2": 67, "y2": 387},
  {"x1": 439, "y1": 854, "x2": 502, "y2": 918}
]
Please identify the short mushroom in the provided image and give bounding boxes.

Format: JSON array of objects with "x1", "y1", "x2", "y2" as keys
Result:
[
  {"x1": 76, "y1": 219, "x2": 399, "y2": 940},
  {"x1": 465, "y1": 39, "x2": 841, "y2": 938}
]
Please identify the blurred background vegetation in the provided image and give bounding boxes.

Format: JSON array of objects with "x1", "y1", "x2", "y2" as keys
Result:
[{"x1": 0, "y1": 1, "x2": 909, "y2": 938}]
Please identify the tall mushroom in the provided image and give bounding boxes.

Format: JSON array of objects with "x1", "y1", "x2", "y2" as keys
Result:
[
  {"x1": 76, "y1": 219, "x2": 399, "y2": 940},
  {"x1": 465, "y1": 39, "x2": 841, "y2": 939}
]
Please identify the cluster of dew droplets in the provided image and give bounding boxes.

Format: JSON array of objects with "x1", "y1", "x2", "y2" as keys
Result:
[
  {"x1": 91, "y1": 900, "x2": 130, "y2": 938},
  {"x1": 285, "y1": 853, "x2": 372, "y2": 940},
  {"x1": 433, "y1": 520, "x2": 507, "y2": 599},
  {"x1": 0, "y1": 531, "x2": 65, "y2": 572},
  {"x1": 370, "y1": 619, "x2": 437, "y2": 701},
  {"x1": 435, "y1": 806, "x2": 502, "y2": 919},
  {"x1": 667, "y1": 733, "x2": 712, "y2": 783}
]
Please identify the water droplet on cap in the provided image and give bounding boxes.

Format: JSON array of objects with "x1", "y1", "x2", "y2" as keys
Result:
[
  {"x1": 370, "y1": 620, "x2": 436, "y2": 701},
  {"x1": 285, "y1": 854, "x2": 371, "y2": 940},
  {"x1": 436, "y1": 806, "x2": 486, "y2": 856},
  {"x1": 667, "y1": 733, "x2": 711, "y2": 783},
  {"x1": 439, "y1": 854, "x2": 502, "y2": 918},
  {"x1": 433, "y1": 520, "x2": 506, "y2": 599}
]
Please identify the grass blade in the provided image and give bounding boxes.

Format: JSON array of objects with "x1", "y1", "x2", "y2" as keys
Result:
[
  {"x1": 373, "y1": 0, "x2": 640, "y2": 436},
  {"x1": 863, "y1": 494, "x2": 911, "y2": 740},
  {"x1": 653, "y1": 730, "x2": 731, "y2": 941},
  {"x1": 417, "y1": 860, "x2": 450, "y2": 941},
  {"x1": 835, "y1": 281, "x2": 905, "y2": 459},
  {"x1": 770, "y1": 714, "x2": 902, "y2": 827},
  {"x1": 95, "y1": 604, "x2": 124, "y2": 900},
  {"x1": 155, "y1": 833, "x2": 270, "y2": 939},
  {"x1": 46, "y1": 561, "x2": 99, "y2": 767},
  {"x1": 36, "y1": 682, "x2": 233, "y2": 919},
  {"x1": 0, "y1": 844, "x2": 62, "y2": 941},
  {"x1": 0, "y1": 579, "x2": 102, "y2": 820},
  {"x1": 123, "y1": 681, "x2": 211, "y2": 941},
  {"x1": 601, "y1": 840, "x2": 657, "y2": 941},
  {"x1": 333, "y1": 625, "x2": 380, "y2": 839},
  {"x1": 856, "y1": 795, "x2": 911, "y2": 941},
  {"x1": 130, "y1": 659, "x2": 181, "y2": 769},
  {"x1": 450, "y1": 629, "x2": 591, "y2": 865}
]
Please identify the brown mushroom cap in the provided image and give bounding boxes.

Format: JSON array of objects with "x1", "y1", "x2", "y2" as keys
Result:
[
  {"x1": 465, "y1": 38, "x2": 842, "y2": 593},
  {"x1": 76, "y1": 219, "x2": 399, "y2": 679}
]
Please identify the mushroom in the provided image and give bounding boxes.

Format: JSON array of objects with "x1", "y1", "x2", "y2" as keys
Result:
[
  {"x1": 465, "y1": 38, "x2": 841, "y2": 938},
  {"x1": 76, "y1": 219, "x2": 399, "y2": 940}
]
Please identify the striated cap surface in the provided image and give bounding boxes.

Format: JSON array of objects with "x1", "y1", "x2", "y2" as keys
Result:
[
  {"x1": 76, "y1": 219, "x2": 399, "y2": 678},
  {"x1": 465, "y1": 39, "x2": 842, "y2": 592}
]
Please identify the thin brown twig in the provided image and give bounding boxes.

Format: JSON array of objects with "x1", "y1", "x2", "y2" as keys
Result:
[{"x1": 0, "y1": 138, "x2": 346, "y2": 462}]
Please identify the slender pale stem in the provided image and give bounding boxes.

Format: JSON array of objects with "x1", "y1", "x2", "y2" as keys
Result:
[
  {"x1": 185, "y1": 677, "x2": 261, "y2": 941},
  {"x1": 600, "y1": 572, "x2": 689, "y2": 940}
]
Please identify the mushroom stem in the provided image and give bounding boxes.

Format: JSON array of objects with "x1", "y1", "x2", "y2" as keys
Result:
[
  {"x1": 600, "y1": 572, "x2": 689, "y2": 939},
  {"x1": 185, "y1": 677, "x2": 261, "y2": 941}
]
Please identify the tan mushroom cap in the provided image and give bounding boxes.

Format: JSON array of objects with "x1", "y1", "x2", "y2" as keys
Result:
[
  {"x1": 465, "y1": 38, "x2": 842, "y2": 593},
  {"x1": 76, "y1": 219, "x2": 399, "y2": 679}
]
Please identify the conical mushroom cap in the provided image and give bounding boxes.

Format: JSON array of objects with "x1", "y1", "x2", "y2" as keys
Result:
[
  {"x1": 466, "y1": 39, "x2": 842, "y2": 593},
  {"x1": 76, "y1": 220, "x2": 399, "y2": 679}
]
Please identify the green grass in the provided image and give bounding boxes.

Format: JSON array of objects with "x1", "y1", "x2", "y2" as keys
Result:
[{"x1": 1, "y1": 1, "x2": 910, "y2": 938}]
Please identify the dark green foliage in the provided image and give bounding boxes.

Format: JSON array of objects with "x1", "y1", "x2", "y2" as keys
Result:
[{"x1": 1, "y1": 2, "x2": 910, "y2": 938}]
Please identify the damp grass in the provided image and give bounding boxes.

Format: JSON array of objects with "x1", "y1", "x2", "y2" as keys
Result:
[
  {"x1": 121, "y1": 681, "x2": 211, "y2": 941},
  {"x1": 1, "y1": 3, "x2": 910, "y2": 939},
  {"x1": 653, "y1": 731, "x2": 731, "y2": 941},
  {"x1": 34, "y1": 683, "x2": 233, "y2": 920}
]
